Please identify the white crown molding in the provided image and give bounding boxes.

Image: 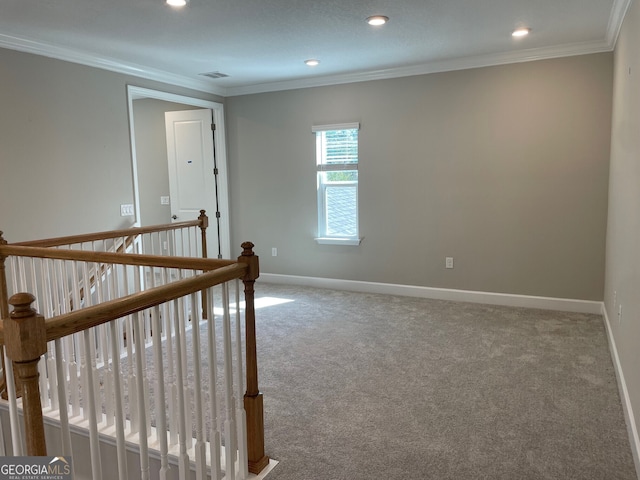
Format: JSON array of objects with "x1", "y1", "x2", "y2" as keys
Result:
[
  {"x1": 260, "y1": 273, "x2": 603, "y2": 314},
  {"x1": 225, "y1": 40, "x2": 612, "y2": 96},
  {"x1": 0, "y1": 33, "x2": 225, "y2": 97},
  {"x1": 607, "y1": 0, "x2": 634, "y2": 47},
  {"x1": 0, "y1": 12, "x2": 624, "y2": 99}
]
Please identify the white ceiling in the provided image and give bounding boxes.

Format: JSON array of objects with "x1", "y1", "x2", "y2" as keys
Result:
[{"x1": 0, "y1": 0, "x2": 631, "y2": 97}]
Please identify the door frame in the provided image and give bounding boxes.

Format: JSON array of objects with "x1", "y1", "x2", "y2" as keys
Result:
[{"x1": 126, "y1": 85, "x2": 231, "y2": 258}]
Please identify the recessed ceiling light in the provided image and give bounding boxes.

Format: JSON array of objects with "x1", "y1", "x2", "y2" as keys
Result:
[
  {"x1": 166, "y1": 0, "x2": 187, "y2": 7},
  {"x1": 367, "y1": 15, "x2": 389, "y2": 26},
  {"x1": 305, "y1": 59, "x2": 320, "y2": 67},
  {"x1": 512, "y1": 27, "x2": 531, "y2": 37}
]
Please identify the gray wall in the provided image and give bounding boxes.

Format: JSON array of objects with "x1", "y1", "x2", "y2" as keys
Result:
[
  {"x1": 0, "y1": 47, "x2": 222, "y2": 243},
  {"x1": 132, "y1": 98, "x2": 205, "y2": 227},
  {"x1": 605, "y1": 0, "x2": 640, "y2": 453},
  {"x1": 226, "y1": 53, "x2": 613, "y2": 300},
  {"x1": 0, "y1": 47, "x2": 616, "y2": 302}
]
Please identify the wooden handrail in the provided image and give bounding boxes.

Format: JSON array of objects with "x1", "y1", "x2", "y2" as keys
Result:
[
  {"x1": 0, "y1": 245, "x2": 235, "y2": 271},
  {"x1": 11, "y1": 218, "x2": 204, "y2": 247},
  {"x1": 47, "y1": 263, "x2": 246, "y2": 342}
]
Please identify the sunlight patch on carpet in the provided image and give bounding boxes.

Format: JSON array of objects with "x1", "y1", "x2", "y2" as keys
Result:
[{"x1": 213, "y1": 296, "x2": 294, "y2": 315}]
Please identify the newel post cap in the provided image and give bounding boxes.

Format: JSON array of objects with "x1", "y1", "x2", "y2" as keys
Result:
[
  {"x1": 4, "y1": 293, "x2": 47, "y2": 362},
  {"x1": 239, "y1": 242, "x2": 260, "y2": 281},
  {"x1": 198, "y1": 210, "x2": 209, "y2": 229}
]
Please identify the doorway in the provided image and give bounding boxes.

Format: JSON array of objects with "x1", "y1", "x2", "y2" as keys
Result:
[{"x1": 126, "y1": 86, "x2": 231, "y2": 258}]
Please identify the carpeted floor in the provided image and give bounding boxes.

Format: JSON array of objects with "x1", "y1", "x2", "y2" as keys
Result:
[{"x1": 251, "y1": 282, "x2": 637, "y2": 480}]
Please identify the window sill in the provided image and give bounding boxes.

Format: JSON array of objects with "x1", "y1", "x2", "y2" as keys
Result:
[{"x1": 315, "y1": 237, "x2": 363, "y2": 246}]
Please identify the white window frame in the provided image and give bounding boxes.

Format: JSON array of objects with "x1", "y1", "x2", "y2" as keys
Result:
[{"x1": 313, "y1": 123, "x2": 362, "y2": 246}]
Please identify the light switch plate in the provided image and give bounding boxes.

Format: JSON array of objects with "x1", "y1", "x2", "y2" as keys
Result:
[{"x1": 120, "y1": 204, "x2": 134, "y2": 216}]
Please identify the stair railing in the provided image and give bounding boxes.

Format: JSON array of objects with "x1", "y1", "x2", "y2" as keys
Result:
[
  {"x1": 0, "y1": 222, "x2": 268, "y2": 479},
  {"x1": 1, "y1": 211, "x2": 210, "y2": 397}
]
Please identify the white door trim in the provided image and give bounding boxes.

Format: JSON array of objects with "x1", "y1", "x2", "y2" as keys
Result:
[{"x1": 126, "y1": 85, "x2": 231, "y2": 258}]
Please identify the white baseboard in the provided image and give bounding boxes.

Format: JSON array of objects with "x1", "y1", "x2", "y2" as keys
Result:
[
  {"x1": 602, "y1": 305, "x2": 640, "y2": 480},
  {"x1": 259, "y1": 273, "x2": 603, "y2": 314}
]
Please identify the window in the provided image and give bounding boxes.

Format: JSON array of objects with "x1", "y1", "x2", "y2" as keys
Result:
[{"x1": 313, "y1": 123, "x2": 361, "y2": 245}]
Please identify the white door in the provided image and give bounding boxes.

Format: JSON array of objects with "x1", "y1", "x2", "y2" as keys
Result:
[{"x1": 165, "y1": 109, "x2": 221, "y2": 258}]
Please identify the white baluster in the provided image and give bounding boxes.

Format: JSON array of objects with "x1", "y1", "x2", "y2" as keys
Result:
[
  {"x1": 163, "y1": 289, "x2": 178, "y2": 446},
  {"x1": 222, "y1": 282, "x2": 237, "y2": 480},
  {"x1": 127, "y1": 314, "x2": 139, "y2": 433},
  {"x1": 11, "y1": 257, "x2": 27, "y2": 292},
  {"x1": 127, "y1": 265, "x2": 139, "y2": 433},
  {"x1": 62, "y1": 262, "x2": 81, "y2": 418},
  {"x1": 104, "y1": 261, "x2": 120, "y2": 430},
  {"x1": 134, "y1": 311, "x2": 150, "y2": 480},
  {"x1": 2, "y1": 353, "x2": 23, "y2": 456},
  {"x1": 207, "y1": 287, "x2": 222, "y2": 480},
  {"x1": 182, "y1": 228, "x2": 188, "y2": 257},
  {"x1": 46, "y1": 352, "x2": 58, "y2": 411},
  {"x1": 179, "y1": 294, "x2": 193, "y2": 450},
  {"x1": 152, "y1": 305, "x2": 171, "y2": 480},
  {"x1": 186, "y1": 227, "x2": 193, "y2": 257},
  {"x1": 172, "y1": 298, "x2": 190, "y2": 479},
  {"x1": 150, "y1": 232, "x2": 157, "y2": 256},
  {"x1": 42, "y1": 259, "x2": 57, "y2": 411},
  {"x1": 79, "y1": 346, "x2": 89, "y2": 421},
  {"x1": 109, "y1": 320, "x2": 129, "y2": 480},
  {"x1": 190, "y1": 292, "x2": 207, "y2": 480},
  {"x1": 68, "y1": 334, "x2": 80, "y2": 418},
  {"x1": 142, "y1": 270, "x2": 153, "y2": 436},
  {"x1": 170, "y1": 229, "x2": 177, "y2": 257},
  {"x1": 162, "y1": 231, "x2": 169, "y2": 256},
  {"x1": 158, "y1": 268, "x2": 178, "y2": 447},
  {"x1": 91, "y1": 330, "x2": 102, "y2": 425},
  {"x1": 83, "y1": 329, "x2": 103, "y2": 480},
  {"x1": 102, "y1": 323, "x2": 115, "y2": 428},
  {"x1": 54, "y1": 339, "x2": 72, "y2": 456},
  {"x1": 78, "y1": 263, "x2": 91, "y2": 419},
  {"x1": 234, "y1": 280, "x2": 249, "y2": 479}
]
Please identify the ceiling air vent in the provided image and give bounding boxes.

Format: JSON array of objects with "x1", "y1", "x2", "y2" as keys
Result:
[{"x1": 200, "y1": 71, "x2": 229, "y2": 79}]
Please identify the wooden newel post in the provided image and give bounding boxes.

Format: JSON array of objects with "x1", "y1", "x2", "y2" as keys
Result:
[
  {"x1": 4, "y1": 293, "x2": 48, "y2": 456},
  {"x1": 238, "y1": 242, "x2": 269, "y2": 474},
  {"x1": 198, "y1": 210, "x2": 209, "y2": 318},
  {"x1": 198, "y1": 210, "x2": 209, "y2": 260}
]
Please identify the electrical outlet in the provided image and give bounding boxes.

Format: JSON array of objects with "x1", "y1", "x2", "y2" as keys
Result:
[
  {"x1": 160, "y1": 196, "x2": 170, "y2": 205},
  {"x1": 120, "y1": 204, "x2": 134, "y2": 216},
  {"x1": 618, "y1": 304, "x2": 623, "y2": 324},
  {"x1": 445, "y1": 257, "x2": 454, "y2": 269},
  {"x1": 272, "y1": 247, "x2": 278, "y2": 256}
]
